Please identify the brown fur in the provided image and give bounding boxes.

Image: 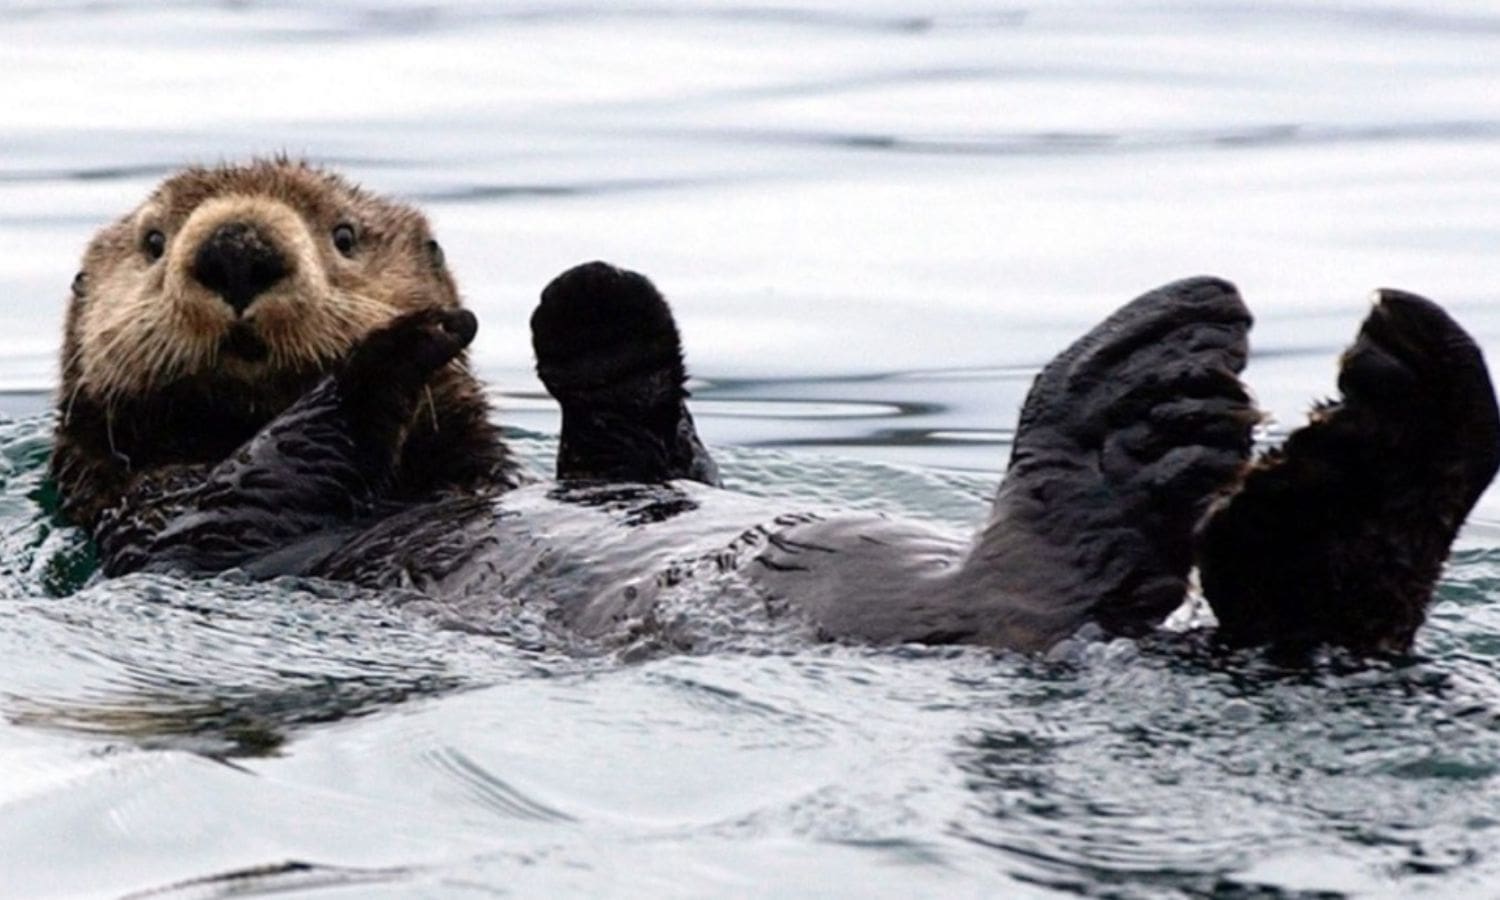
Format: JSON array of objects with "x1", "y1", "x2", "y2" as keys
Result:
[{"x1": 52, "y1": 159, "x2": 517, "y2": 530}]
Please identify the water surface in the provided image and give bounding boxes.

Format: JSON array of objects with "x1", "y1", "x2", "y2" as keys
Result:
[{"x1": 2, "y1": 2, "x2": 1500, "y2": 897}]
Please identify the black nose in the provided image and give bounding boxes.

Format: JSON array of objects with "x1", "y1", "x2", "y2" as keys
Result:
[{"x1": 192, "y1": 222, "x2": 287, "y2": 315}]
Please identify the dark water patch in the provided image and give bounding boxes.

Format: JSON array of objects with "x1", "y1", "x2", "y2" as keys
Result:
[
  {"x1": 409, "y1": 175, "x2": 725, "y2": 203},
  {"x1": 0, "y1": 213, "x2": 124, "y2": 228},
  {"x1": 667, "y1": 119, "x2": 1500, "y2": 159},
  {"x1": 0, "y1": 162, "x2": 179, "y2": 184},
  {"x1": 347, "y1": 3, "x2": 1028, "y2": 36},
  {"x1": 756, "y1": 426, "x2": 1012, "y2": 450},
  {"x1": 0, "y1": 0, "x2": 203, "y2": 21},
  {"x1": 952, "y1": 645, "x2": 1500, "y2": 896},
  {"x1": 648, "y1": 668, "x2": 815, "y2": 726},
  {"x1": 15, "y1": 0, "x2": 1500, "y2": 40},
  {"x1": 28, "y1": 1, "x2": 1027, "y2": 43},
  {"x1": 7, "y1": 671, "x2": 467, "y2": 759},
  {"x1": 0, "y1": 152, "x2": 426, "y2": 185},
  {"x1": 0, "y1": 415, "x2": 96, "y2": 598},
  {"x1": 583, "y1": 60, "x2": 1240, "y2": 117},
  {"x1": 421, "y1": 744, "x2": 578, "y2": 823},
  {"x1": 118, "y1": 860, "x2": 418, "y2": 900},
  {"x1": 706, "y1": 364, "x2": 1041, "y2": 391},
  {"x1": 1153, "y1": 0, "x2": 1500, "y2": 37},
  {"x1": 0, "y1": 576, "x2": 500, "y2": 756}
]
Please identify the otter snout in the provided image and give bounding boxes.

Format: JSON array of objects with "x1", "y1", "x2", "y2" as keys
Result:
[{"x1": 192, "y1": 222, "x2": 288, "y2": 315}]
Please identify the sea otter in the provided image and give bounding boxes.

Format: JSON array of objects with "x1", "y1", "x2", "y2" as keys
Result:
[
  {"x1": 66, "y1": 234, "x2": 1500, "y2": 655},
  {"x1": 51, "y1": 160, "x2": 521, "y2": 567}
]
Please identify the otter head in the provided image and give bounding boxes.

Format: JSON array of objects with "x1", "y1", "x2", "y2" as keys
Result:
[
  {"x1": 54, "y1": 159, "x2": 512, "y2": 528},
  {"x1": 63, "y1": 159, "x2": 455, "y2": 407}
]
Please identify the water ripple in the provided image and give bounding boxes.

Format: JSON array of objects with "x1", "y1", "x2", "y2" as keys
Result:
[{"x1": 672, "y1": 119, "x2": 1500, "y2": 158}]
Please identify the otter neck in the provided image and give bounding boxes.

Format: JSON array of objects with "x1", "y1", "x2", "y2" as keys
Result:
[{"x1": 550, "y1": 369, "x2": 719, "y2": 486}]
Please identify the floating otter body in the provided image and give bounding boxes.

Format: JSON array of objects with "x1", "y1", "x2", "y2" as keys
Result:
[
  {"x1": 310, "y1": 268, "x2": 1260, "y2": 653},
  {"x1": 57, "y1": 181, "x2": 1500, "y2": 656},
  {"x1": 332, "y1": 267, "x2": 1500, "y2": 656},
  {"x1": 51, "y1": 160, "x2": 520, "y2": 565}
]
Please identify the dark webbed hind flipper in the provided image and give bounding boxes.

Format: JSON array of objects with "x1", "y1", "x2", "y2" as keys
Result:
[
  {"x1": 532, "y1": 261, "x2": 720, "y2": 486},
  {"x1": 964, "y1": 278, "x2": 1256, "y2": 646},
  {"x1": 1199, "y1": 290, "x2": 1500, "y2": 656},
  {"x1": 95, "y1": 308, "x2": 478, "y2": 576}
]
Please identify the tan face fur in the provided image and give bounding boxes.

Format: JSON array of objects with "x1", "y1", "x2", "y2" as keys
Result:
[{"x1": 63, "y1": 159, "x2": 459, "y2": 411}]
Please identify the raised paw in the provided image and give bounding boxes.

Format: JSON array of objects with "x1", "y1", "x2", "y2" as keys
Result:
[
  {"x1": 347, "y1": 306, "x2": 478, "y2": 385},
  {"x1": 1341, "y1": 290, "x2": 1495, "y2": 429},
  {"x1": 531, "y1": 262, "x2": 719, "y2": 486},
  {"x1": 322, "y1": 305, "x2": 482, "y2": 471},
  {"x1": 1198, "y1": 288, "x2": 1500, "y2": 656},
  {"x1": 962, "y1": 277, "x2": 1257, "y2": 644},
  {"x1": 532, "y1": 261, "x2": 684, "y2": 397}
]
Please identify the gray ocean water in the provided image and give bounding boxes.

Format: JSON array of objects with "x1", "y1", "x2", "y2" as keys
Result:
[{"x1": 3, "y1": 2, "x2": 1500, "y2": 897}]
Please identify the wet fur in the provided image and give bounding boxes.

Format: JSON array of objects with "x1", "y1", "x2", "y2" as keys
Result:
[
  {"x1": 1198, "y1": 291, "x2": 1500, "y2": 655},
  {"x1": 55, "y1": 204, "x2": 1499, "y2": 656},
  {"x1": 391, "y1": 266, "x2": 1494, "y2": 656},
  {"x1": 95, "y1": 307, "x2": 483, "y2": 577},
  {"x1": 52, "y1": 160, "x2": 517, "y2": 534},
  {"x1": 532, "y1": 263, "x2": 720, "y2": 486}
]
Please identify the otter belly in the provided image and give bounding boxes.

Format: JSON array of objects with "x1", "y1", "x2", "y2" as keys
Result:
[{"x1": 316, "y1": 480, "x2": 976, "y2": 649}]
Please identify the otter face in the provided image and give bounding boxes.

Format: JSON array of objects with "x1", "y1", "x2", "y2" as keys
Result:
[{"x1": 63, "y1": 159, "x2": 457, "y2": 409}]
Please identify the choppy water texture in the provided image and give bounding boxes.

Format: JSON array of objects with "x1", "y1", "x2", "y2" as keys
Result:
[{"x1": 3, "y1": 1, "x2": 1500, "y2": 897}]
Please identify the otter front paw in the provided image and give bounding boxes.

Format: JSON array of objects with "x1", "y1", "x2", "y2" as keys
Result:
[
  {"x1": 329, "y1": 306, "x2": 481, "y2": 472},
  {"x1": 346, "y1": 307, "x2": 478, "y2": 387},
  {"x1": 532, "y1": 261, "x2": 683, "y2": 395},
  {"x1": 530, "y1": 262, "x2": 720, "y2": 485}
]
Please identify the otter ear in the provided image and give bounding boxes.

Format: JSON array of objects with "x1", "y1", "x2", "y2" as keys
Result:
[{"x1": 70, "y1": 270, "x2": 87, "y2": 300}]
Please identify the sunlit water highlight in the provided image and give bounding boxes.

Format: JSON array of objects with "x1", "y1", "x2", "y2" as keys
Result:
[{"x1": 2, "y1": 2, "x2": 1500, "y2": 897}]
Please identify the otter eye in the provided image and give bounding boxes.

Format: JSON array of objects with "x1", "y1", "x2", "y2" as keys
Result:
[
  {"x1": 332, "y1": 223, "x2": 357, "y2": 257},
  {"x1": 71, "y1": 271, "x2": 87, "y2": 299},
  {"x1": 143, "y1": 230, "x2": 166, "y2": 261},
  {"x1": 426, "y1": 239, "x2": 445, "y2": 268}
]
